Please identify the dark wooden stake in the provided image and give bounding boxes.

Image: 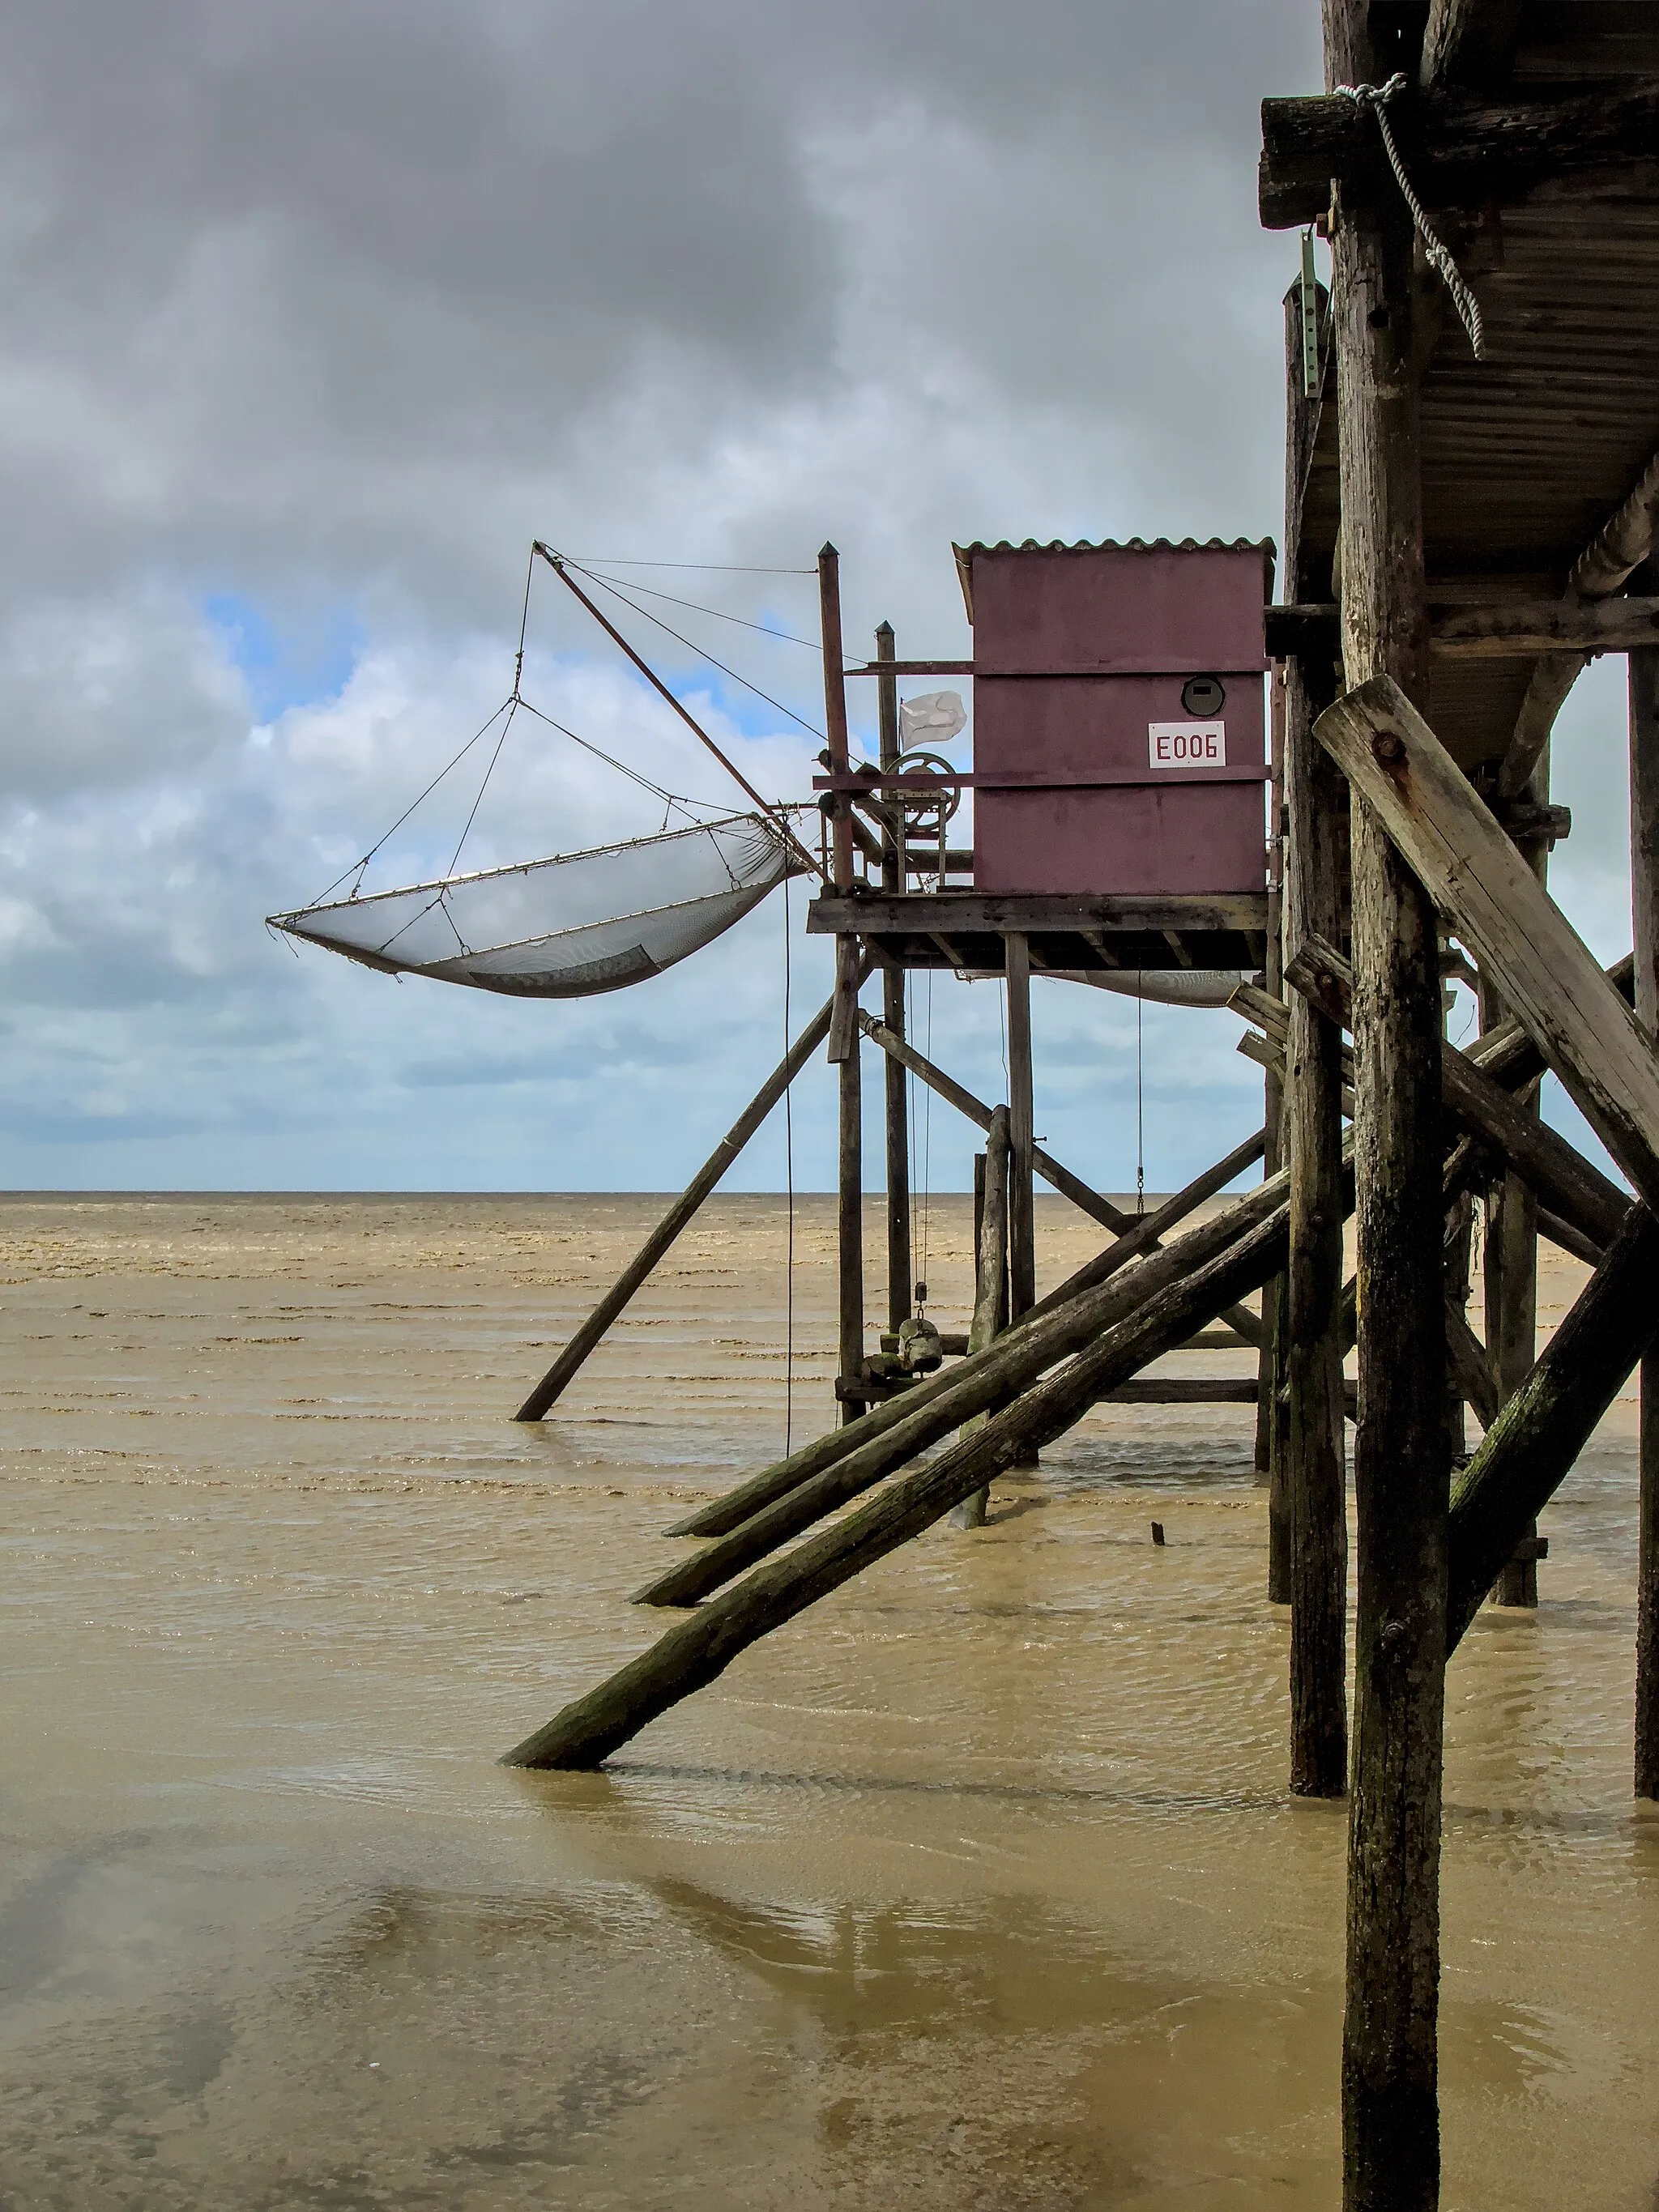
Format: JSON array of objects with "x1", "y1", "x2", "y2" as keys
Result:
[
  {"x1": 876, "y1": 620, "x2": 912, "y2": 1334},
  {"x1": 952, "y1": 1105, "x2": 1010, "y2": 1528},
  {"x1": 514, "y1": 970, "x2": 864, "y2": 1420},
  {"x1": 1324, "y1": 3, "x2": 1448, "y2": 2191},
  {"x1": 1632, "y1": 642, "x2": 1659, "y2": 1797}
]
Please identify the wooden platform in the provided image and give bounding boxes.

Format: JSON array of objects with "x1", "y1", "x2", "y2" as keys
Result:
[{"x1": 806, "y1": 890, "x2": 1269, "y2": 974}]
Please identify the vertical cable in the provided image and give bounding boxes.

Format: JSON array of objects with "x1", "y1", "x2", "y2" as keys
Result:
[
  {"x1": 783, "y1": 872, "x2": 795, "y2": 1453},
  {"x1": 1136, "y1": 980, "x2": 1145, "y2": 1217}
]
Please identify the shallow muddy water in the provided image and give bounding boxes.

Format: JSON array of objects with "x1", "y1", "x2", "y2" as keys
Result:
[{"x1": 1, "y1": 1191, "x2": 1656, "y2": 2209}]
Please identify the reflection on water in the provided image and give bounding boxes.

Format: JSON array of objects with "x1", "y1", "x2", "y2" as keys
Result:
[{"x1": 1, "y1": 1193, "x2": 1657, "y2": 2206}]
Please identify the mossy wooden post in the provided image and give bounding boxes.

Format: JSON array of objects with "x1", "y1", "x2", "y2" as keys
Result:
[
  {"x1": 1282, "y1": 274, "x2": 1348, "y2": 1793},
  {"x1": 953, "y1": 1105, "x2": 1010, "y2": 1528},
  {"x1": 876, "y1": 620, "x2": 912, "y2": 1335},
  {"x1": 821, "y1": 544, "x2": 864, "y2": 1421},
  {"x1": 1632, "y1": 641, "x2": 1659, "y2": 1795},
  {"x1": 1261, "y1": 665, "x2": 1293, "y2": 1600},
  {"x1": 1325, "y1": 3, "x2": 1448, "y2": 2200}
]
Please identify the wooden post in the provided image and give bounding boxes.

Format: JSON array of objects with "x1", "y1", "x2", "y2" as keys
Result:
[
  {"x1": 514, "y1": 973, "x2": 861, "y2": 1420},
  {"x1": 953, "y1": 1106, "x2": 1010, "y2": 1529},
  {"x1": 1632, "y1": 641, "x2": 1659, "y2": 1796},
  {"x1": 876, "y1": 621, "x2": 912, "y2": 1334},
  {"x1": 821, "y1": 545, "x2": 864, "y2": 1418},
  {"x1": 1262, "y1": 665, "x2": 1293, "y2": 1600},
  {"x1": 1282, "y1": 363, "x2": 1349, "y2": 1784},
  {"x1": 1325, "y1": 0, "x2": 1448, "y2": 2195},
  {"x1": 1005, "y1": 932, "x2": 1037, "y2": 1321}
]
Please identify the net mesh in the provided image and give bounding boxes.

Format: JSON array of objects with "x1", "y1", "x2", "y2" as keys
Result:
[{"x1": 269, "y1": 813, "x2": 793, "y2": 999}]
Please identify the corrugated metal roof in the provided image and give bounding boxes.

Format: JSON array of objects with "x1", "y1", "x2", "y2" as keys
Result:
[{"x1": 951, "y1": 538, "x2": 1277, "y2": 623}]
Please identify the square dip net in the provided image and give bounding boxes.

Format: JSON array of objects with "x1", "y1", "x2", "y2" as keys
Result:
[{"x1": 268, "y1": 812, "x2": 795, "y2": 998}]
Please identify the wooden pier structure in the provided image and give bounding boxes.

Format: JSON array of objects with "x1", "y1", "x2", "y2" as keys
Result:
[{"x1": 501, "y1": 6, "x2": 1659, "y2": 2203}]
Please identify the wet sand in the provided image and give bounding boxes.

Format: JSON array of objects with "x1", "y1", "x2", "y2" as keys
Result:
[{"x1": 2, "y1": 1191, "x2": 1656, "y2": 2209}]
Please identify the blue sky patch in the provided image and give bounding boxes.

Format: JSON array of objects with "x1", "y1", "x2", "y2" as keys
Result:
[{"x1": 207, "y1": 592, "x2": 364, "y2": 722}]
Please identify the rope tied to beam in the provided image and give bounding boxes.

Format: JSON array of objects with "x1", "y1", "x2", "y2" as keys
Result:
[{"x1": 1334, "y1": 72, "x2": 1486, "y2": 361}]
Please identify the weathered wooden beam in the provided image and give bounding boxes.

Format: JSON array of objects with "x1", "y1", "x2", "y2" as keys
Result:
[
  {"x1": 505, "y1": 1205, "x2": 1294, "y2": 1769},
  {"x1": 837, "y1": 940, "x2": 864, "y2": 1420},
  {"x1": 1314, "y1": 677, "x2": 1659, "y2": 1216},
  {"x1": 1420, "y1": 0, "x2": 1521, "y2": 89},
  {"x1": 1433, "y1": 597, "x2": 1659, "y2": 658},
  {"x1": 1258, "y1": 79, "x2": 1659, "y2": 230},
  {"x1": 1285, "y1": 936, "x2": 1631, "y2": 1250},
  {"x1": 1631, "y1": 643, "x2": 1659, "y2": 1798},
  {"x1": 1324, "y1": 21, "x2": 1447, "y2": 2194},
  {"x1": 1499, "y1": 450, "x2": 1659, "y2": 799},
  {"x1": 514, "y1": 964, "x2": 869, "y2": 1421},
  {"x1": 809, "y1": 892, "x2": 1269, "y2": 938},
  {"x1": 1445, "y1": 1297, "x2": 1501, "y2": 1430},
  {"x1": 1273, "y1": 599, "x2": 1659, "y2": 663},
  {"x1": 1447, "y1": 1203, "x2": 1659, "y2": 1652}
]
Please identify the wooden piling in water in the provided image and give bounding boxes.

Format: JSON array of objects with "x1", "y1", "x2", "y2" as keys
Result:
[
  {"x1": 952, "y1": 1105, "x2": 1009, "y2": 1528},
  {"x1": 876, "y1": 621, "x2": 912, "y2": 1336},
  {"x1": 1005, "y1": 931, "x2": 1037, "y2": 1323},
  {"x1": 1631, "y1": 641, "x2": 1659, "y2": 1797},
  {"x1": 1323, "y1": 6, "x2": 1448, "y2": 2190},
  {"x1": 821, "y1": 545, "x2": 865, "y2": 1420}
]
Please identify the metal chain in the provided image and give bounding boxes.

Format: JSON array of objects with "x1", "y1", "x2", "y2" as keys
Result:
[{"x1": 1335, "y1": 72, "x2": 1486, "y2": 360}]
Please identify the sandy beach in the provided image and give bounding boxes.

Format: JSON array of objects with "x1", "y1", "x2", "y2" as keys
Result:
[{"x1": 2, "y1": 1190, "x2": 1655, "y2": 2208}]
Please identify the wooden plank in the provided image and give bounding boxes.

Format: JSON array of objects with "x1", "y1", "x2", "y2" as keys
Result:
[
  {"x1": 1420, "y1": 0, "x2": 1522, "y2": 89},
  {"x1": 1258, "y1": 79, "x2": 1659, "y2": 229},
  {"x1": 505, "y1": 1206, "x2": 1294, "y2": 1767},
  {"x1": 514, "y1": 965, "x2": 868, "y2": 1420},
  {"x1": 1314, "y1": 675, "x2": 1659, "y2": 1214},
  {"x1": 1431, "y1": 595, "x2": 1659, "y2": 656},
  {"x1": 808, "y1": 892, "x2": 1270, "y2": 938}
]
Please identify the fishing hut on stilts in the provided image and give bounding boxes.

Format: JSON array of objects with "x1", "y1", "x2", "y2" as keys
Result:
[{"x1": 272, "y1": 6, "x2": 1659, "y2": 2198}]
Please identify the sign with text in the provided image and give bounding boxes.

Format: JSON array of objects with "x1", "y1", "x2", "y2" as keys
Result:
[{"x1": 1148, "y1": 721, "x2": 1226, "y2": 769}]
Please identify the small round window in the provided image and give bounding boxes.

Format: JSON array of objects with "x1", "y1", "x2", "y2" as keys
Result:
[{"x1": 1181, "y1": 675, "x2": 1226, "y2": 717}]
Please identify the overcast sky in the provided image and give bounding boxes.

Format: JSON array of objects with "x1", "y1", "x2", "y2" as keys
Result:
[{"x1": 0, "y1": 1, "x2": 1634, "y2": 1195}]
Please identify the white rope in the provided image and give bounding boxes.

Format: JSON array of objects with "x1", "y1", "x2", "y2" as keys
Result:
[{"x1": 1335, "y1": 72, "x2": 1485, "y2": 360}]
